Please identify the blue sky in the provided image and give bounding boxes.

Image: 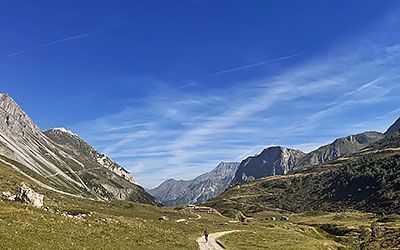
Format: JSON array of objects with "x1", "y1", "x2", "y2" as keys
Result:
[{"x1": 1, "y1": 0, "x2": 400, "y2": 188}]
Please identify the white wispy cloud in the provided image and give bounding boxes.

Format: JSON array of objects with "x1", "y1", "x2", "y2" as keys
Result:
[
  {"x1": 9, "y1": 50, "x2": 28, "y2": 57},
  {"x1": 69, "y1": 12, "x2": 400, "y2": 188}
]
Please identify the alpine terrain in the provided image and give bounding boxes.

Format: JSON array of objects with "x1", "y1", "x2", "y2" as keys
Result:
[
  {"x1": 0, "y1": 93, "x2": 156, "y2": 204},
  {"x1": 208, "y1": 118, "x2": 400, "y2": 216},
  {"x1": 297, "y1": 131, "x2": 384, "y2": 167},
  {"x1": 3, "y1": 2, "x2": 400, "y2": 249},
  {"x1": 149, "y1": 162, "x2": 239, "y2": 205}
]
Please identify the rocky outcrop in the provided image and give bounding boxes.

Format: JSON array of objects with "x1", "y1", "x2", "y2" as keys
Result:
[
  {"x1": 231, "y1": 147, "x2": 305, "y2": 185},
  {"x1": 15, "y1": 183, "x2": 44, "y2": 208},
  {"x1": 149, "y1": 162, "x2": 239, "y2": 206},
  {"x1": 0, "y1": 93, "x2": 156, "y2": 205},
  {"x1": 297, "y1": 131, "x2": 384, "y2": 167}
]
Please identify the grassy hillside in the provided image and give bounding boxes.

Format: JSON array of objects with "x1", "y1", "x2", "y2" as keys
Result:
[
  {"x1": 2, "y1": 153, "x2": 400, "y2": 249},
  {"x1": 132, "y1": 134, "x2": 400, "y2": 249},
  {"x1": 0, "y1": 156, "x2": 225, "y2": 249},
  {"x1": 204, "y1": 135, "x2": 400, "y2": 249},
  {"x1": 207, "y1": 148, "x2": 400, "y2": 215}
]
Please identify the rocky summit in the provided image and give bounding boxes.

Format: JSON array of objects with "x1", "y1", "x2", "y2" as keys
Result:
[
  {"x1": 297, "y1": 131, "x2": 384, "y2": 167},
  {"x1": 231, "y1": 146, "x2": 305, "y2": 185}
]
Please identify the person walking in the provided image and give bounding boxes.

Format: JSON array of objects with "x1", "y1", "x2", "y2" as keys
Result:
[{"x1": 204, "y1": 229, "x2": 209, "y2": 243}]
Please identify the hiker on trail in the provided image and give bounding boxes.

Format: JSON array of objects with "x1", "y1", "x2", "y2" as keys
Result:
[{"x1": 204, "y1": 229, "x2": 209, "y2": 243}]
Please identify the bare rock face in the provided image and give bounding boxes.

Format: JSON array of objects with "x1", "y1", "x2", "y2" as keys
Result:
[
  {"x1": 0, "y1": 93, "x2": 41, "y2": 138},
  {"x1": 385, "y1": 117, "x2": 400, "y2": 136},
  {"x1": 231, "y1": 147, "x2": 305, "y2": 185},
  {"x1": 16, "y1": 183, "x2": 44, "y2": 208},
  {"x1": 297, "y1": 131, "x2": 384, "y2": 167},
  {"x1": 0, "y1": 93, "x2": 83, "y2": 188}
]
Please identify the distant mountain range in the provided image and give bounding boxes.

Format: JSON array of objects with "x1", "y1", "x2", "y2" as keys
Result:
[
  {"x1": 0, "y1": 93, "x2": 156, "y2": 204},
  {"x1": 152, "y1": 120, "x2": 396, "y2": 206},
  {"x1": 2, "y1": 92, "x2": 399, "y2": 211},
  {"x1": 149, "y1": 162, "x2": 239, "y2": 206},
  {"x1": 207, "y1": 127, "x2": 400, "y2": 216}
]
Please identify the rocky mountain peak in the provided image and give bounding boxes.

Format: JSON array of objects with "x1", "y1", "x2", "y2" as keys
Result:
[
  {"x1": 0, "y1": 93, "x2": 41, "y2": 138},
  {"x1": 51, "y1": 127, "x2": 78, "y2": 137},
  {"x1": 231, "y1": 146, "x2": 305, "y2": 185},
  {"x1": 385, "y1": 117, "x2": 400, "y2": 136}
]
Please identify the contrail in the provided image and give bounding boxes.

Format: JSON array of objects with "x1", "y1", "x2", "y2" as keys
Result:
[
  {"x1": 8, "y1": 0, "x2": 202, "y2": 57},
  {"x1": 8, "y1": 28, "x2": 108, "y2": 57},
  {"x1": 207, "y1": 53, "x2": 302, "y2": 76},
  {"x1": 176, "y1": 53, "x2": 301, "y2": 91},
  {"x1": 39, "y1": 33, "x2": 93, "y2": 48}
]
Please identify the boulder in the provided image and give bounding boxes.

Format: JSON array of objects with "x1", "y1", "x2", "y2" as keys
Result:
[
  {"x1": 159, "y1": 216, "x2": 169, "y2": 221},
  {"x1": 15, "y1": 183, "x2": 44, "y2": 208},
  {"x1": 280, "y1": 215, "x2": 289, "y2": 221},
  {"x1": 2, "y1": 191, "x2": 16, "y2": 201},
  {"x1": 244, "y1": 217, "x2": 255, "y2": 222},
  {"x1": 235, "y1": 211, "x2": 247, "y2": 222},
  {"x1": 8, "y1": 195, "x2": 16, "y2": 201},
  {"x1": 2, "y1": 191, "x2": 11, "y2": 197}
]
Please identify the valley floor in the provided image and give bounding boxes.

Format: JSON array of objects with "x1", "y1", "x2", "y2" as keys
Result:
[
  {"x1": 2, "y1": 197, "x2": 400, "y2": 249},
  {"x1": 2, "y1": 194, "x2": 400, "y2": 250},
  {"x1": 1, "y1": 160, "x2": 400, "y2": 249}
]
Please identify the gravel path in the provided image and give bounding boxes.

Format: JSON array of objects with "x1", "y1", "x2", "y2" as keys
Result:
[{"x1": 197, "y1": 230, "x2": 239, "y2": 250}]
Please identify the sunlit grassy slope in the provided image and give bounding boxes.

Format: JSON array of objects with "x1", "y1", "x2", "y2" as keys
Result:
[
  {"x1": 207, "y1": 149, "x2": 400, "y2": 216},
  {"x1": 205, "y1": 133, "x2": 400, "y2": 249},
  {"x1": 0, "y1": 155, "x2": 349, "y2": 250}
]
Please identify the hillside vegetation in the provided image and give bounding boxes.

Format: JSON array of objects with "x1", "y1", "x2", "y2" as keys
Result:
[
  {"x1": 204, "y1": 133, "x2": 400, "y2": 249},
  {"x1": 1, "y1": 154, "x2": 386, "y2": 250},
  {"x1": 207, "y1": 147, "x2": 400, "y2": 215},
  {"x1": 2, "y1": 149, "x2": 400, "y2": 249}
]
